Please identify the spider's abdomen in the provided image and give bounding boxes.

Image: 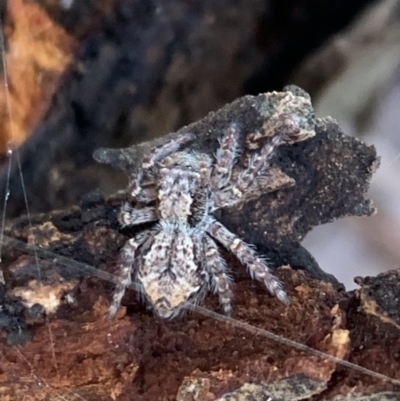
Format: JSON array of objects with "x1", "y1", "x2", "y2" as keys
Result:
[{"x1": 139, "y1": 222, "x2": 203, "y2": 318}]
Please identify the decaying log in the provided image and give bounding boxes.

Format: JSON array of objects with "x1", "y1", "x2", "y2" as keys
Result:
[{"x1": 1, "y1": 88, "x2": 399, "y2": 401}]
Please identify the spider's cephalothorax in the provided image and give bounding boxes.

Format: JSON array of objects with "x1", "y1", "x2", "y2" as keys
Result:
[{"x1": 109, "y1": 125, "x2": 294, "y2": 319}]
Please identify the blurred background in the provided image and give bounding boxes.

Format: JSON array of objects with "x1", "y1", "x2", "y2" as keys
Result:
[{"x1": 0, "y1": 0, "x2": 399, "y2": 289}]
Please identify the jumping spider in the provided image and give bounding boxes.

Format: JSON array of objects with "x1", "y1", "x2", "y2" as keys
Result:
[{"x1": 109, "y1": 124, "x2": 298, "y2": 319}]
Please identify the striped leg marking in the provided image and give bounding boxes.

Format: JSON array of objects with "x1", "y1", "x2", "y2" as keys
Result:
[
  {"x1": 108, "y1": 232, "x2": 151, "y2": 319},
  {"x1": 205, "y1": 218, "x2": 289, "y2": 305},
  {"x1": 204, "y1": 236, "x2": 233, "y2": 315}
]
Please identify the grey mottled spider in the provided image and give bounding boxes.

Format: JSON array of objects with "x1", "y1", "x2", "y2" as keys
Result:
[{"x1": 109, "y1": 124, "x2": 295, "y2": 319}]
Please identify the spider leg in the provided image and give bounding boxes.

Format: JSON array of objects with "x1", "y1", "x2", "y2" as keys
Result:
[
  {"x1": 213, "y1": 130, "x2": 287, "y2": 209},
  {"x1": 211, "y1": 123, "x2": 239, "y2": 189},
  {"x1": 203, "y1": 236, "x2": 233, "y2": 315},
  {"x1": 128, "y1": 170, "x2": 158, "y2": 203},
  {"x1": 142, "y1": 133, "x2": 195, "y2": 170},
  {"x1": 119, "y1": 203, "x2": 158, "y2": 227},
  {"x1": 129, "y1": 133, "x2": 195, "y2": 200},
  {"x1": 108, "y1": 230, "x2": 152, "y2": 319},
  {"x1": 204, "y1": 217, "x2": 289, "y2": 305}
]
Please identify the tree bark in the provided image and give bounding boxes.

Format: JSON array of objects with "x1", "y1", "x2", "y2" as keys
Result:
[{"x1": 1, "y1": 88, "x2": 398, "y2": 401}]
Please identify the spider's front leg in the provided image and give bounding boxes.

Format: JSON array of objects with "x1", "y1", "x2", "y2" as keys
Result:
[
  {"x1": 211, "y1": 123, "x2": 239, "y2": 190},
  {"x1": 213, "y1": 127, "x2": 292, "y2": 209},
  {"x1": 204, "y1": 217, "x2": 289, "y2": 305},
  {"x1": 129, "y1": 133, "x2": 195, "y2": 201},
  {"x1": 108, "y1": 231, "x2": 152, "y2": 319},
  {"x1": 127, "y1": 167, "x2": 155, "y2": 203},
  {"x1": 119, "y1": 203, "x2": 158, "y2": 227}
]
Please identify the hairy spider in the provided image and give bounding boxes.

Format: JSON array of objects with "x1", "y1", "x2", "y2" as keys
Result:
[{"x1": 109, "y1": 124, "x2": 296, "y2": 319}]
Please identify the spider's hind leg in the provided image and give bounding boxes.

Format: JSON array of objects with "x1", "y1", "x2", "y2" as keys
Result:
[
  {"x1": 108, "y1": 230, "x2": 152, "y2": 319},
  {"x1": 203, "y1": 236, "x2": 233, "y2": 315},
  {"x1": 204, "y1": 218, "x2": 289, "y2": 306}
]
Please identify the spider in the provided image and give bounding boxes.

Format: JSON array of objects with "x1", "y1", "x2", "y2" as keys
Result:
[{"x1": 109, "y1": 124, "x2": 294, "y2": 319}]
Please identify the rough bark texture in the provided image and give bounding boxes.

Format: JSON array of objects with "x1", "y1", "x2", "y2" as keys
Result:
[{"x1": 1, "y1": 89, "x2": 399, "y2": 400}]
